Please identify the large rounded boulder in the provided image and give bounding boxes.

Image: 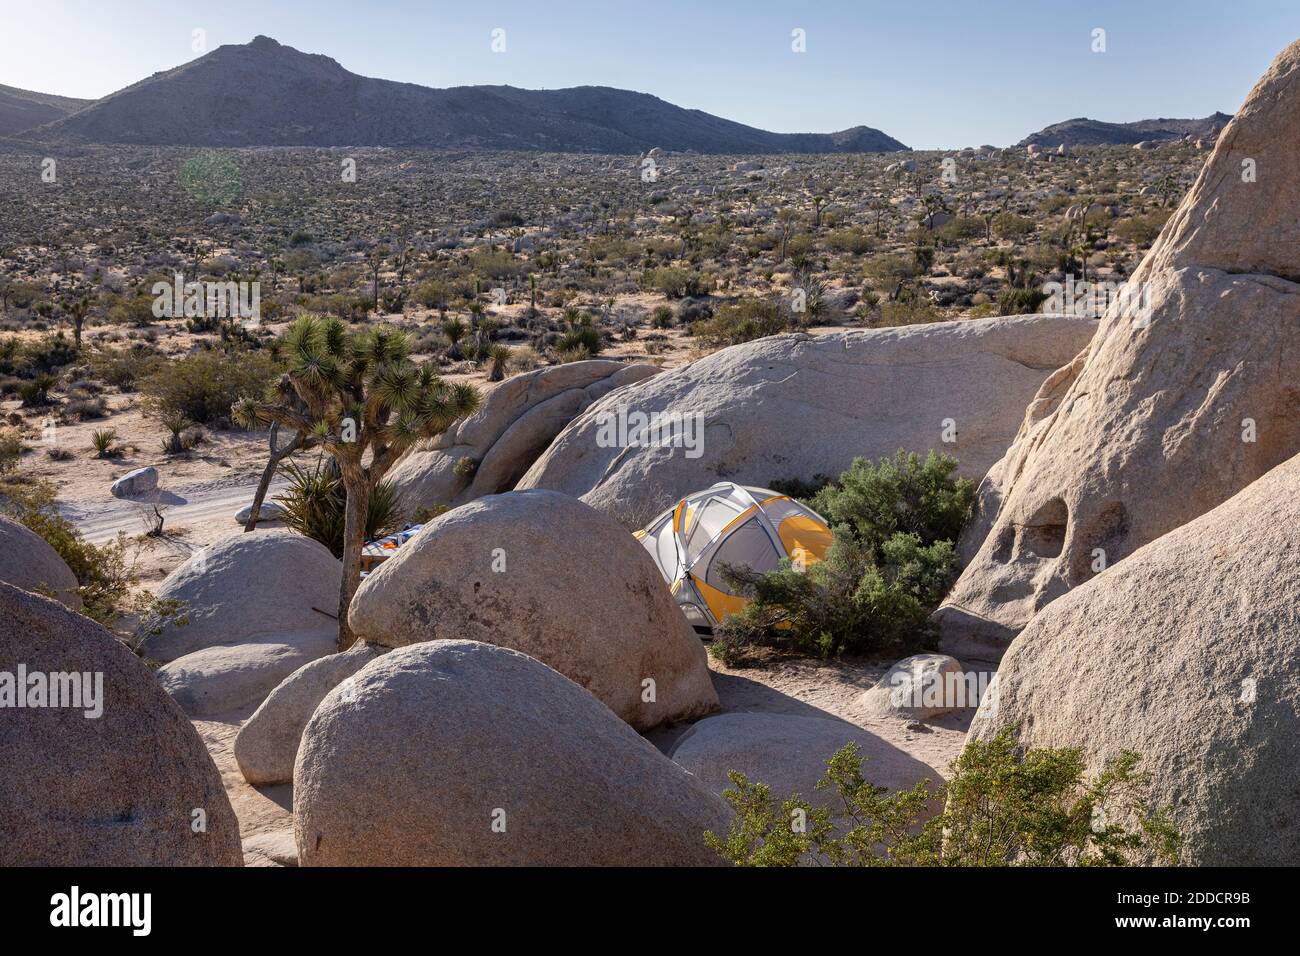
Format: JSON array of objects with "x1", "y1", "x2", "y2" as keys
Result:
[
  {"x1": 140, "y1": 529, "x2": 341, "y2": 664},
  {"x1": 234, "y1": 641, "x2": 388, "y2": 786},
  {"x1": 387, "y1": 360, "x2": 659, "y2": 512},
  {"x1": 0, "y1": 514, "x2": 81, "y2": 609},
  {"x1": 937, "y1": 40, "x2": 1300, "y2": 660},
  {"x1": 516, "y1": 313, "x2": 1098, "y2": 521},
  {"x1": 967, "y1": 452, "x2": 1300, "y2": 865},
  {"x1": 294, "y1": 640, "x2": 732, "y2": 866},
  {"x1": 348, "y1": 489, "x2": 718, "y2": 731},
  {"x1": 0, "y1": 583, "x2": 243, "y2": 865},
  {"x1": 156, "y1": 633, "x2": 337, "y2": 718}
]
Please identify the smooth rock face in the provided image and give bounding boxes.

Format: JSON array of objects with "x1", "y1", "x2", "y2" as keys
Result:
[
  {"x1": 516, "y1": 314, "x2": 1098, "y2": 521},
  {"x1": 234, "y1": 642, "x2": 388, "y2": 786},
  {"x1": 0, "y1": 514, "x2": 81, "y2": 609},
  {"x1": 1135, "y1": 40, "x2": 1300, "y2": 284},
  {"x1": 860, "y1": 654, "x2": 970, "y2": 720},
  {"x1": 387, "y1": 360, "x2": 659, "y2": 512},
  {"x1": 140, "y1": 529, "x2": 341, "y2": 664},
  {"x1": 0, "y1": 583, "x2": 243, "y2": 866},
  {"x1": 936, "y1": 43, "x2": 1300, "y2": 660},
  {"x1": 156, "y1": 631, "x2": 337, "y2": 718},
  {"x1": 110, "y1": 465, "x2": 158, "y2": 498},
  {"x1": 294, "y1": 640, "x2": 732, "y2": 866},
  {"x1": 348, "y1": 490, "x2": 718, "y2": 731},
  {"x1": 967, "y1": 453, "x2": 1300, "y2": 865},
  {"x1": 669, "y1": 712, "x2": 942, "y2": 811}
]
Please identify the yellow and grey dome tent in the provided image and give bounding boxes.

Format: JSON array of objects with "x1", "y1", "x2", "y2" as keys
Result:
[{"x1": 635, "y1": 482, "x2": 834, "y2": 635}]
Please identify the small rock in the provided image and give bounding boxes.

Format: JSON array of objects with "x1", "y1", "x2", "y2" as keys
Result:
[
  {"x1": 860, "y1": 653, "x2": 970, "y2": 720},
  {"x1": 110, "y1": 466, "x2": 158, "y2": 499}
]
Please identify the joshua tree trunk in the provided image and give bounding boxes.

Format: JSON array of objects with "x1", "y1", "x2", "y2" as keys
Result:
[
  {"x1": 244, "y1": 423, "x2": 304, "y2": 532},
  {"x1": 336, "y1": 470, "x2": 371, "y2": 651}
]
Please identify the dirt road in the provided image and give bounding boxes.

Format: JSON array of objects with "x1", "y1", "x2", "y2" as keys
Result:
[{"x1": 62, "y1": 474, "x2": 288, "y2": 544}]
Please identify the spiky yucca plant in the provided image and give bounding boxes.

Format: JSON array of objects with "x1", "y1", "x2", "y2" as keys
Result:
[{"x1": 235, "y1": 315, "x2": 480, "y2": 649}]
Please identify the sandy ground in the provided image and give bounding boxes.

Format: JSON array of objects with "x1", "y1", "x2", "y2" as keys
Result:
[{"x1": 202, "y1": 652, "x2": 975, "y2": 867}]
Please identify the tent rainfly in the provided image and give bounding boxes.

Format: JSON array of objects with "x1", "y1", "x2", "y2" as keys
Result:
[{"x1": 635, "y1": 482, "x2": 834, "y2": 635}]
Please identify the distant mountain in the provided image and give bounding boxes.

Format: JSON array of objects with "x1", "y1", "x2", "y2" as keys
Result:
[
  {"x1": 1017, "y1": 113, "x2": 1230, "y2": 148},
  {"x1": 23, "y1": 35, "x2": 908, "y2": 154},
  {"x1": 0, "y1": 84, "x2": 92, "y2": 137}
]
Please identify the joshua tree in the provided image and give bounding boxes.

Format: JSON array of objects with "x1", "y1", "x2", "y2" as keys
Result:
[
  {"x1": 243, "y1": 404, "x2": 317, "y2": 533},
  {"x1": 367, "y1": 243, "x2": 389, "y2": 312},
  {"x1": 811, "y1": 194, "x2": 828, "y2": 230},
  {"x1": 442, "y1": 317, "x2": 467, "y2": 359},
  {"x1": 235, "y1": 315, "x2": 480, "y2": 649},
  {"x1": 777, "y1": 208, "x2": 796, "y2": 261},
  {"x1": 868, "y1": 196, "x2": 890, "y2": 237},
  {"x1": 63, "y1": 295, "x2": 90, "y2": 349}
]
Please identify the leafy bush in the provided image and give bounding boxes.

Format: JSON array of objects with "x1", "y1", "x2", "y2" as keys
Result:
[
  {"x1": 0, "y1": 427, "x2": 22, "y2": 474},
  {"x1": 18, "y1": 373, "x2": 57, "y2": 407},
  {"x1": 24, "y1": 333, "x2": 78, "y2": 374},
  {"x1": 713, "y1": 451, "x2": 975, "y2": 662},
  {"x1": 810, "y1": 450, "x2": 975, "y2": 549},
  {"x1": 692, "y1": 299, "x2": 787, "y2": 348},
  {"x1": 864, "y1": 253, "x2": 919, "y2": 288},
  {"x1": 0, "y1": 479, "x2": 143, "y2": 627},
  {"x1": 88, "y1": 344, "x2": 163, "y2": 389},
  {"x1": 139, "y1": 348, "x2": 278, "y2": 425},
  {"x1": 1114, "y1": 210, "x2": 1171, "y2": 246},
  {"x1": 878, "y1": 296, "x2": 941, "y2": 326},
  {"x1": 647, "y1": 266, "x2": 708, "y2": 299},
  {"x1": 274, "y1": 457, "x2": 401, "y2": 559},
  {"x1": 705, "y1": 726, "x2": 1182, "y2": 867}
]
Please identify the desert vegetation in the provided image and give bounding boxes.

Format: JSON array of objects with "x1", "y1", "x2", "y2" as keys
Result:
[
  {"x1": 4, "y1": 17, "x2": 1298, "y2": 887},
  {"x1": 705, "y1": 726, "x2": 1182, "y2": 867}
]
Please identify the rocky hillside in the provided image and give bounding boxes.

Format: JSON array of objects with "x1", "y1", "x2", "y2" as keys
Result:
[
  {"x1": 0, "y1": 83, "x2": 91, "y2": 137},
  {"x1": 1017, "y1": 113, "x2": 1230, "y2": 147},
  {"x1": 23, "y1": 36, "x2": 908, "y2": 153}
]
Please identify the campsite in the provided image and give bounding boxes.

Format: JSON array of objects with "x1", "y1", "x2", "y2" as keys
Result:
[{"x1": 0, "y1": 5, "x2": 1297, "y2": 903}]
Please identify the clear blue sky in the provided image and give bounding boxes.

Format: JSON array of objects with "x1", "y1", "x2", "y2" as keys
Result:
[{"x1": 2, "y1": 0, "x2": 1298, "y2": 147}]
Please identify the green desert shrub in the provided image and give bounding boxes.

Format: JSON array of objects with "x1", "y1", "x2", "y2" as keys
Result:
[
  {"x1": 878, "y1": 296, "x2": 941, "y2": 326},
  {"x1": 274, "y1": 457, "x2": 401, "y2": 559},
  {"x1": 692, "y1": 298, "x2": 786, "y2": 348},
  {"x1": 705, "y1": 726, "x2": 1182, "y2": 867},
  {"x1": 0, "y1": 478, "x2": 142, "y2": 627},
  {"x1": 24, "y1": 333, "x2": 78, "y2": 374},
  {"x1": 139, "y1": 348, "x2": 278, "y2": 426},
  {"x1": 0, "y1": 427, "x2": 22, "y2": 474},
  {"x1": 997, "y1": 285, "x2": 1051, "y2": 315},
  {"x1": 555, "y1": 316, "x2": 603, "y2": 356},
  {"x1": 1114, "y1": 210, "x2": 1171, "y2": 246},
  {"x1": 809, "y1": 450, "x2": 975, "y2": 548},
  {"x1": 864, "y1": 253, "x2": 919, "y2": 288},
  {"x1": 18, "y1": 373, "x2": 57, "y2": 407},
  {"x1": 90, "y1": 428, "x2": 119, "y2": 459},
  {"x1": 646, "y1": 265, "x2": 709, "y2": 299},
  {"x1": 712, "y1": 451, "x2": 975, "y2": 663},
  {"x1": 88, "y1": 344, "x2": 163, "y2": 389}
]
